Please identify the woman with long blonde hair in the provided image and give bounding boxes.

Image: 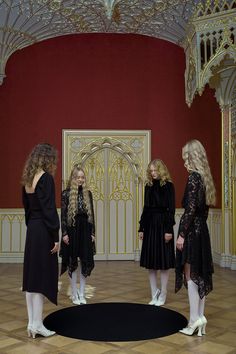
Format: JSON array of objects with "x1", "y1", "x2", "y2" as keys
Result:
[
  {"x1": 22, "y1": 143, "x2": 59, "y2": 338},
  {"x1": 60, "y1": 164, "x2": 95, "y2": 305},
  {"x1": 176, "y1": 139, "x2": 216, "y2": 336},
  {"x1": 139, "y1": 159, "x2": 175, "y2": 306}
]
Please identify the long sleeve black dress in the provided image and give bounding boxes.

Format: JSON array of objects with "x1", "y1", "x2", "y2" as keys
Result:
[
  {"x1": 60, "y1": 186, "x2": 95, "y2": 278},
  {"x1": 175, "y1": 172, "x2": 214, "y2": 299},
  {"x1": 139, "y1": 179, "x2": 175, "y2": 270},
  {"x1": 22, "y1": 172, "x2": 60, "y2": 305}
]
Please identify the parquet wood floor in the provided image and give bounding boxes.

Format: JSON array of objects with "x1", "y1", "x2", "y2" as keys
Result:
[{"x1": 0, "y1": 262, "x2": 235, "y2": 354}]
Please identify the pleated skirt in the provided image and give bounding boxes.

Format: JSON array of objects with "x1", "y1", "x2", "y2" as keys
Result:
[{"x1": 140, "y1": 211, "x2": 175, "y2": 270}]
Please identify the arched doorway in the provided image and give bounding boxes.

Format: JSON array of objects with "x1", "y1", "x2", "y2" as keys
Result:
[{"x1": 62, "y1": 130, "x2": 150, "y2": 260}]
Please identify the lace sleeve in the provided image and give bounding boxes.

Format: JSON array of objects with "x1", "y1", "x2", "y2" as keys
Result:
[
  {"x1": 61, "y1": 190, "x2": 69, "y2": 236},
  {"x1": 178, "y1": 173, "x2": 200, "y2": 239},
  {"x1": 89, "y1": 190, "x2": 95, "y2": 236}
]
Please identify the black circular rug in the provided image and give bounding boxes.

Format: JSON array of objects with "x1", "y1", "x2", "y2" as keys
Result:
[{"x1": 44, "y1": 302, "x2": 187, "y2": 341}]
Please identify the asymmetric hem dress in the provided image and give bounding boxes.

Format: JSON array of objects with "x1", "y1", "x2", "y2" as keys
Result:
[
  {"x1": 175, "y1": 172, "x2": 214, "y2": 299},
  {"x1": 22, "y1": 172, "x2": 60, "y2": 305},
  {"x1": 60, "y1": 186, "x2": 95, "y2": 278},
  {"x1": 139, "y1": 179, "x2": 176, "y2": 270}
]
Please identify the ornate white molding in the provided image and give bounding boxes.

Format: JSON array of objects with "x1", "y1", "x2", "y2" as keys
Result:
[{"x1": 0, "y1": 207, "x2": 228, "y2": 268}]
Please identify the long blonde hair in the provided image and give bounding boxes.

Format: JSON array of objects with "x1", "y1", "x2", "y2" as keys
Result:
[
  {"x1": 146, "y1": 159, "x2": 172, "y2": 186},
  {"x1": 182, "y1": 139, "x2": 216, "y2": 206},
  {"x1": 21, "y1": 143, "x2": 58, "y2": 186},
  {"x1": 67, "y1": 165, "x2": 92, "y2": 226}
]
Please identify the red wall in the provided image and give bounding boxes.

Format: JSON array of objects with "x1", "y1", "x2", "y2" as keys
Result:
[{"x1": 0, "y1": 34, "x2": 221, "y2": 208}]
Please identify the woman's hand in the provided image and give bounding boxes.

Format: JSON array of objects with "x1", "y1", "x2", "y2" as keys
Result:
[
  {"x1": 139, "y1": 232, "x2": 144, "y2": 240},
  {"x1": 91, "y1": 235, "x2": 95, "y2": 242},
  {"x1": 176, "y1": 235, "x2": 185, "y2": 251},
  {"x1": 51, "y1": 242, "x2": 59, "y2": 254},
  {"x1": 63, "y1": 235, "x2": 69, "y2": 245},
  {"x1": 164, "y1": 233, "x2": 172, "y2": 243}
]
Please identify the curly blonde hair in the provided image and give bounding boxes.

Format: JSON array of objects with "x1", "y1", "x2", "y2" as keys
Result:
[
  {"x1": 21, "y1": 143, "x2": 58, "y2": 186},
  {"x1": 182, "y1": 139, "x2": 216, "y2": 206},
  {"x1": 67, "y1": 165, "x2": 92, "y2": 226},
  {"x1": 146, "y1": 159, "x2": 172, "y2": 186}
]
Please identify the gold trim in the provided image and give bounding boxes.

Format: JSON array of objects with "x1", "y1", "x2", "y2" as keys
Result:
[
  {"x1": 136, "y1": 183, "x2": 139, "y2": 251},
  {"x1": 221, "y1": 108, "x2": 225, "y2": 253},
  {"x1": 124, "y1": 202, "x2": 126, "y2": 254},
  {"x1": 229, "y1": 108, "x2": 232, "y2": 253},
  {"x1": 232, "y1": 177, "x2": 236, "y2": 254}
]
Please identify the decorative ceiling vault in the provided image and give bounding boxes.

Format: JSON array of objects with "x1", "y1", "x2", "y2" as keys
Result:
[
  {"x1": 0, "y1": 0, "x2": 235, "y2": 109},
  {"x1": 0, "y1": 0, "x2": 200, "y2": 84}
]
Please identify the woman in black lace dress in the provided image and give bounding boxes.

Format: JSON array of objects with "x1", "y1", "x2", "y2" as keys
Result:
[
  {"x1": 176, "y1": 140, "x2": 216, "y2": 336},
  {"x1": 22, "y1": 143, "x2": 59, "y2": 338},
  {"x1": 139, "y1": 159, "x2": 175, "y2": 306},
  {"x1": 60, "y1": 165, "x2": 95, "y2": 305}
]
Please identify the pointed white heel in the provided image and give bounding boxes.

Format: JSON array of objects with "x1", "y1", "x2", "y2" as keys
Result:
[
  {"x1": 200, "y1": 316, "x2": 207, "y2": 335},
  {"x1": 148, "y1": 289, "x2": 160, "y2": 305},
  {"x1": 179, "y1": 318, "x2": 203, "y2": 337}
]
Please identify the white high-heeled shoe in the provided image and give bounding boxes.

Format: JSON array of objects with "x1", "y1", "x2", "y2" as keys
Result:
[
  {"x1": 155, "y1": 291, "x2": 167, "y2": 306},
  {"x1": 179, "y1": 318, "x2": 203, "y2": 337},
  {"x1": 148, "y1": 289, "x2": 160, "y2": 305},
  {"x1": 31, "y1": 326, "x2": 56, "y2": 338},
  {"x1": 200, "y1": 315, "x2": 207, "y2": 335},
  {"x1": 71, "y1": 294, "x2": 80, "y2": 305},
  {"x1": 79, "y1": 294, "x2": 87, "y2": 304}
]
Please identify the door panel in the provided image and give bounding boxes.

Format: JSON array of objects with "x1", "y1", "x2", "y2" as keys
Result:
[{"x1": 63, "y1": 130, "x2": 150, "y2": 260}]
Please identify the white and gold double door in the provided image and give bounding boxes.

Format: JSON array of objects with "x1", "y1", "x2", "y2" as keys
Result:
[{"x1": 63, "y1": 130, "x2": 150, "y2": 260}]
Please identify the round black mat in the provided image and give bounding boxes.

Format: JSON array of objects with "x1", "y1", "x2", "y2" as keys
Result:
[{"x1": 44, "y1": 302, "x2": 187, "y2": 341}]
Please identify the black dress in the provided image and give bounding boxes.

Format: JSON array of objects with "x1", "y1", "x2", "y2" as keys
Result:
[
  {"x1": 139, "y1": 179, "x2": 175, "y2": 270},
  {"x1": 22, "y1": 173, "x2": 60, "y2": 305},
  {"x1": 60, "y1": 186, "x2": 95, "y2": 278},
  {"x1": 175, "y1": 172, "x2": 214, "y2": 299}
]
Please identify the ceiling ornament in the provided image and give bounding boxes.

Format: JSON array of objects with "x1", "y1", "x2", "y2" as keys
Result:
[
  {"x1": 0, "y1": 0, "x2": 199, "y2": 84},
  {"x1": 101, "y1": 0, "x2": 122, "y2": 20}
]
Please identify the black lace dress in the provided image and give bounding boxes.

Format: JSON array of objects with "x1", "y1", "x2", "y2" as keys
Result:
[
  {"x1": 139, "y1": 179, "x2": 175, "y2": 270},
  {"x1": 22, "y1": 173, "x2": 60, "y2": 305},
  {"x1": 60, "y1": 186, "x2": 95, "y2": 278},
  {"x1": 175, "y1": 172, "x2": 214, "y2": 299}
]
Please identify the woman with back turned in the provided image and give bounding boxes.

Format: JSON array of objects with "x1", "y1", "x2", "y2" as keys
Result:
[
  {"x1": 22, "y1": 143, "x2": 59, "y2": 338},
  {"x1": 176, "y1": 139, "x2": 216, "y2": 336}
]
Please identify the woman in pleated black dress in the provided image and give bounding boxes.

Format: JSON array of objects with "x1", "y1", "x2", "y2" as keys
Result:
[
  {"x1": 22, "y1": 143, "x2": 60, "y2": 338},
  {"x1": 176, "y1": 140, "x2": 216, "y2": 336},
  {"x1": 139, "y1": 159, "x2": 175, "y2": 306},
  {"x1": 60, "y1": 165, "x2": 95, "y2": 305}
]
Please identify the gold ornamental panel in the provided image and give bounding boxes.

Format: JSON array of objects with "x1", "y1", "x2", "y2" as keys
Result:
[{"x1": 62, "y1": 130, "x2": 150, "y2": 260}]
